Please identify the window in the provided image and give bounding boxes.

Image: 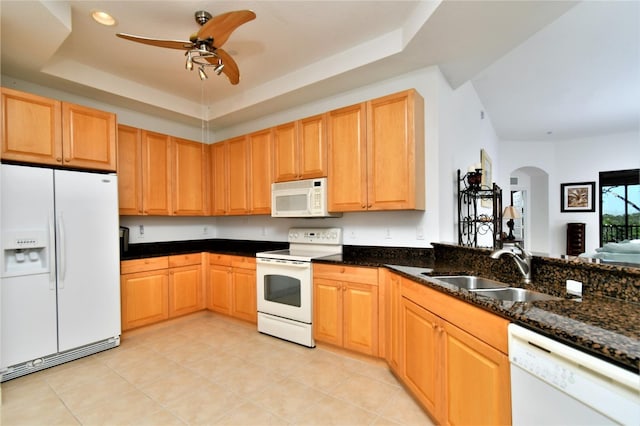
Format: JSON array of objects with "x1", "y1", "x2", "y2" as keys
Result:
[{"x1": 599, "y1": 169, "x2": 640, "y2": 245}]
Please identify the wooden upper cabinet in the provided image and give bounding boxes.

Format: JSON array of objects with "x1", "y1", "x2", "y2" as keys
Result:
[
  {"x1": 274, "y1": 115, "x2": 327, "y2": 182},
  {"x1": 248, "y1": 128, "x2": 273, "y2": 214},
  {"x1": 273, "y1": 121, "x2": 298, "y2": 182},
  {"x1": 172, "y1": 137, "x2": 207, "y2": 216},
  {"x1": 367, "y1": 89, "x2": 424, "y2": 210},
  {"x1": 227, "y1": 136, "x2": 250, "y2": 215},
  {"x1": 209, "y1": 136, "x2": 250, "y2": 216},
  {"x1": 1, "y1": 88, "x2": 62, "y2": 166},
  {"x1": 298, "y1": 113, "x2": 327, "y2": 179},
  {"x1": 327, "y1": 102, "x2": 368, "y2": 211},
  {"x1": 141, "y1": 130, "x2": 172, "y2": 215},
  {"x1": 210, "y1": 142, "x2": 227, "y2": 215},
  {"x1": 328, "y1": 89, "x2": 424, "y2": 212},
  {"x1": 62, "y1": 102, "x2": 117, "y2": 171},
  {"x1": 117, "y1": 125, "x2": 143, "y2": 215},
  {"x1": 1, "y1": 88, "x2": 117, "y2": 171}
]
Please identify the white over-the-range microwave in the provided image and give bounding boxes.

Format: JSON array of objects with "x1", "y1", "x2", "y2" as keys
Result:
[{"x1": 271, "y1": 177, "x2": 341, "y2": 218}]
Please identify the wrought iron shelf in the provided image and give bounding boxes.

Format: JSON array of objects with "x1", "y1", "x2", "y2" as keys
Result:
[{"x1": 457, "y1": 169, "x2": 503, "y2": 249}]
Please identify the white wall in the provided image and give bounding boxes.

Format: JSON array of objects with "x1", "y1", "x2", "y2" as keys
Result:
[
  {"x1": 500, "y1": 131, "x2": 640, "y2": 256},
  {"x1": 3, "y1": 66, "x2": 500, "y2": 247}
]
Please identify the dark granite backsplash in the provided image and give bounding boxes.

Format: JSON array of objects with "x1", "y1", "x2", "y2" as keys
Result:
[
  {"x1": 340, "y1": 245, "x2": 434, "y2": 267},
  {"x1": 432, "y1": 243, "x2": 640, "y2": 303},
  {"x1": 121, "y1": 238, "x2": 288, "y2": 260}
]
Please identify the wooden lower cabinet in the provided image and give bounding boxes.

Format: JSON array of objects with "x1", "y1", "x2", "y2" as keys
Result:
[
  {"x1": 402, "y1": 297, "x2": 439, "y2": 416},
  {"x1": 168, "y1": 254, "x2": 204, "y2": 318},
  {"x1": 207, "y1": 254, "x2": 257, "y2": 323},
  {"x1": 313, "y1": 264, "x2": 379, "y2": 356},
  {"x1": 443, "y1": 320, "x2": 511, "y2": 426},
  {"x1": 120, "y1": 257, "x2": 170, "y2": 331},
  {"x1": 397, "y1": 274, "x2": 511, "y2": 425},
  {"x1": 120, "y1": 254, "x2": 204, "y2": 331}
]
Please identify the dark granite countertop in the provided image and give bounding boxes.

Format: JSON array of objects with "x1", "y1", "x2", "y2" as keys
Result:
[
  {"x1": 381, "y1": 264, "x2": 639, "y2": 374},
  {"x1": 120, "y1": 238, "x2": 288, "y2": 261}
]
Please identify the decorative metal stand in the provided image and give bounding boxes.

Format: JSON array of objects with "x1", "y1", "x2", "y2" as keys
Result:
[{"x1": 457, "y1": 169, "x2": 503, "y2": 249}]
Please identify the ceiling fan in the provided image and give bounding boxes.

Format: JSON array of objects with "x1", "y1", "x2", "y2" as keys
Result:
[{"x1": 116, "y1": 10, "x2": 256, "y2": 84}]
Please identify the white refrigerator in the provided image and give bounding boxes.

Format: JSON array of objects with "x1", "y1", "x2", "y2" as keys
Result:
[{"x1": 1, "y1": 164, "x2": 121, "y2": 381}]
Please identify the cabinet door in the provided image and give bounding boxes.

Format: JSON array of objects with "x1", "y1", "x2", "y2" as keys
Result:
[
  {"x1": 443, "y1": 321, "x2": 511, "y2": 426},
  {"x1": 343, "y1": 282, "x2": 379, "y2": 356},
  {"x1": 207, "y1": 264, "x2": 232, "y2": 314},
  {"x1": 402, "y1": 297, "x2": 440, "y2": 421},
  {"x1": 248, "y1": 129, "x2": 273, "y2": 214},
  {"x1": 273, "y1": 121, "x2": 298, "y2": 182},
  {"x1": 1, "y1": 88, "x2": 62, "y2": 166},
  {"x1": 227, "y1": 136, "x2": 250, "y2": 215},
  {"x1": 142, "y1": 130, "x2": 172, "y2": 215},
  {"x1": 121, "y1": 270, "x2": 169, "y2": 331},
  {"x1": 298, "y1": 113, "x2": 327, "y2": 179},
  {"x1": 62, "y1": 102, "x2": 117, "y2": 171},
  {"x1": 327, "y1": 103, "x2": 367, "y2": 211},
  {"x1": 313, "y1": 278, "x2": 343, "y2": 346},
  {"x1": 117, "y1": 125, "x2": 143, "y2": 215},
  {"x1": 385, "y1": 272, "x2": 403, "y2": 372},
  {"x1": 232, "y1": 266, "x2": 257, "y2": 323},
  {"x1": 210, "y1": 142, "x2": 227, "y2": 215},
  {"x1": 168, "y1": 264, "x2": 203, "y2": 318},
  {"x1": 172, "y1": 137, "x2": 207, "y2": 215},
  {"x1": 367, "y1": 90, "x2": 424, "y2": 210}
]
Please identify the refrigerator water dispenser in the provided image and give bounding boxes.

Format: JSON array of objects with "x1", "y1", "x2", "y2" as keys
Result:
[{"x1": 2, "y1": 230, "x2": 49, "y2": 277}]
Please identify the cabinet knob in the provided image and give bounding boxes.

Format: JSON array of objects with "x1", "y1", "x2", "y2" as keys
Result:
[
  {"x1": 56, "y1": 157, "x2": 62, "y2": 162},
  {"x1": 64, "y1": 158, "x2": 70, "y2": 162}
]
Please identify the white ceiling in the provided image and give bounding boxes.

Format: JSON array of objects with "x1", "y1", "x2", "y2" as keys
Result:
[{"x1": 1, "y1": 1, "x2": 638, "y2": 140}]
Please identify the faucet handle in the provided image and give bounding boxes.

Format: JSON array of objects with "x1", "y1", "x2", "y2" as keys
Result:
[{"x1": 514, "y1": 243, "x2": 532, "y2": 259}]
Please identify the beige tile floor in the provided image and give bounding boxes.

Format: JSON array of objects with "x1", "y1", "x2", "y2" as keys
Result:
[{"x1": 1, "y1": 312, "x2": 434, "y2": 425}]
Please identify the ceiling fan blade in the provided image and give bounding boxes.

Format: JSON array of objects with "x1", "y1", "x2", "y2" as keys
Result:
[
  {"x1": 116, "y1": 33, "x2": 192, "y2": 50},
  {"x1": 197, "y1": 10, "x2": 256, "y2": 48},
  {"x1": 210, "y1": 48, "x2": 240, "y2": 85}
]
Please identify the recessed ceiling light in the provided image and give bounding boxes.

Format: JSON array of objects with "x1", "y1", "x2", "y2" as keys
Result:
[{"x1": 91, "y1": 10, "x2": 116, "y2": 26}]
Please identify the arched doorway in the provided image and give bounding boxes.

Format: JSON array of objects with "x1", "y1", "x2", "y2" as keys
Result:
[{"x1": 509, "y1": 167, "x2": 550, "y2": 254}]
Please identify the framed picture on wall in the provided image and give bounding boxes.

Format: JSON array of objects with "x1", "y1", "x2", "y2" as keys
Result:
[
  {"x1": 560, "y1": 181, "x2": 595, "y2": 212},
  {"x1": 480, "y1": 149, "x2": 492, "y2": 207}
]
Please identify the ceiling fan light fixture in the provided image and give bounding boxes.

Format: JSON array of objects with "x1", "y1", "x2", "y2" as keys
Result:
[
  {"x1": 214, "y1": 63, "x2": 225, "y2": 75},
  {"x1": 185, "y1": 52, "x2": 194, "y2": 71},
  {"x1": 198, "y1": 66, "x2": 208, "y2": 80}
]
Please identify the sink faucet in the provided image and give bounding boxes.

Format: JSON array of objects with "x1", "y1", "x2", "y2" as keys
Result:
[{"x1": 490, "y1": 244, "x2": 533, "y2": 284}]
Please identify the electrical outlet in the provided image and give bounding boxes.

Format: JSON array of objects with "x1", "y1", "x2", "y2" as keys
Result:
[
  {"x1": 385, "y1": 228, "x2": 392, "y2": 239},
  {"x1": 203, "y1": 226, "x2": 209, "y2": 235},
  {"x1": 566, "y1": 279, "x2": 582, "y2": 297},
  {"x1": 416, "y1": 226, "x2": 424, "y2": 240},
  {"x1": 261, "y1": 226, "x2": 267, "y2": 236},
  {"x1": 138, "y1": 225, "x2": 144, "y2": 239}
]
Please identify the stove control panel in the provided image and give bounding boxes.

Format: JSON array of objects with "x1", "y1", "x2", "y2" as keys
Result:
[{"x1": 288, "y1": 228, "x2": 342, "y2": 245}]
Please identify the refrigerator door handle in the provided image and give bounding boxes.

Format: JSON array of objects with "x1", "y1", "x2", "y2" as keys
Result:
[
  {"x1": 58, "y1": 212, "x2": 66, "y2": 287},
  {"x1": 48, "y1": 211, "x2": 56, "y2": 290}
]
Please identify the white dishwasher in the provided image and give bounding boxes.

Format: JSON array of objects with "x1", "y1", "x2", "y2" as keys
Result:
[{"x1": 508, "y1": 324, "x2": 639, "y2": 425}]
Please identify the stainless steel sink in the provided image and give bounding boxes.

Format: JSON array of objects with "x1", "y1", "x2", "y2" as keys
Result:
[
  {"x1": 471, "y1": 287, "x2": 563, "y2": 302},
  {"x1": 428, "y1": 275, "x2": 510, "y2": 290}
]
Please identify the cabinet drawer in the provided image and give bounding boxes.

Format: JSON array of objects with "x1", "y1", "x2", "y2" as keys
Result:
[
  {"x1": 313, "y1": 263, "x2": 378, "y2": 285},
  {"x1": 121, "y1": 256, "x2": 169, "y2": 274},
  {"x1": 231, "y1": 256, "x2": 256, "y2": 269},
  {"x1": 209, "y1": 253, "x2": 233, "y2": 266},
  {"x1": 169, "y1": 253, "x2": 202, "y2": 267}
]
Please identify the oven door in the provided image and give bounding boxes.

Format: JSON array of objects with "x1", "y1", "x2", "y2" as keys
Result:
[{"x1": 256, "y1": 257, "x2": 312, "y2": 323}]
